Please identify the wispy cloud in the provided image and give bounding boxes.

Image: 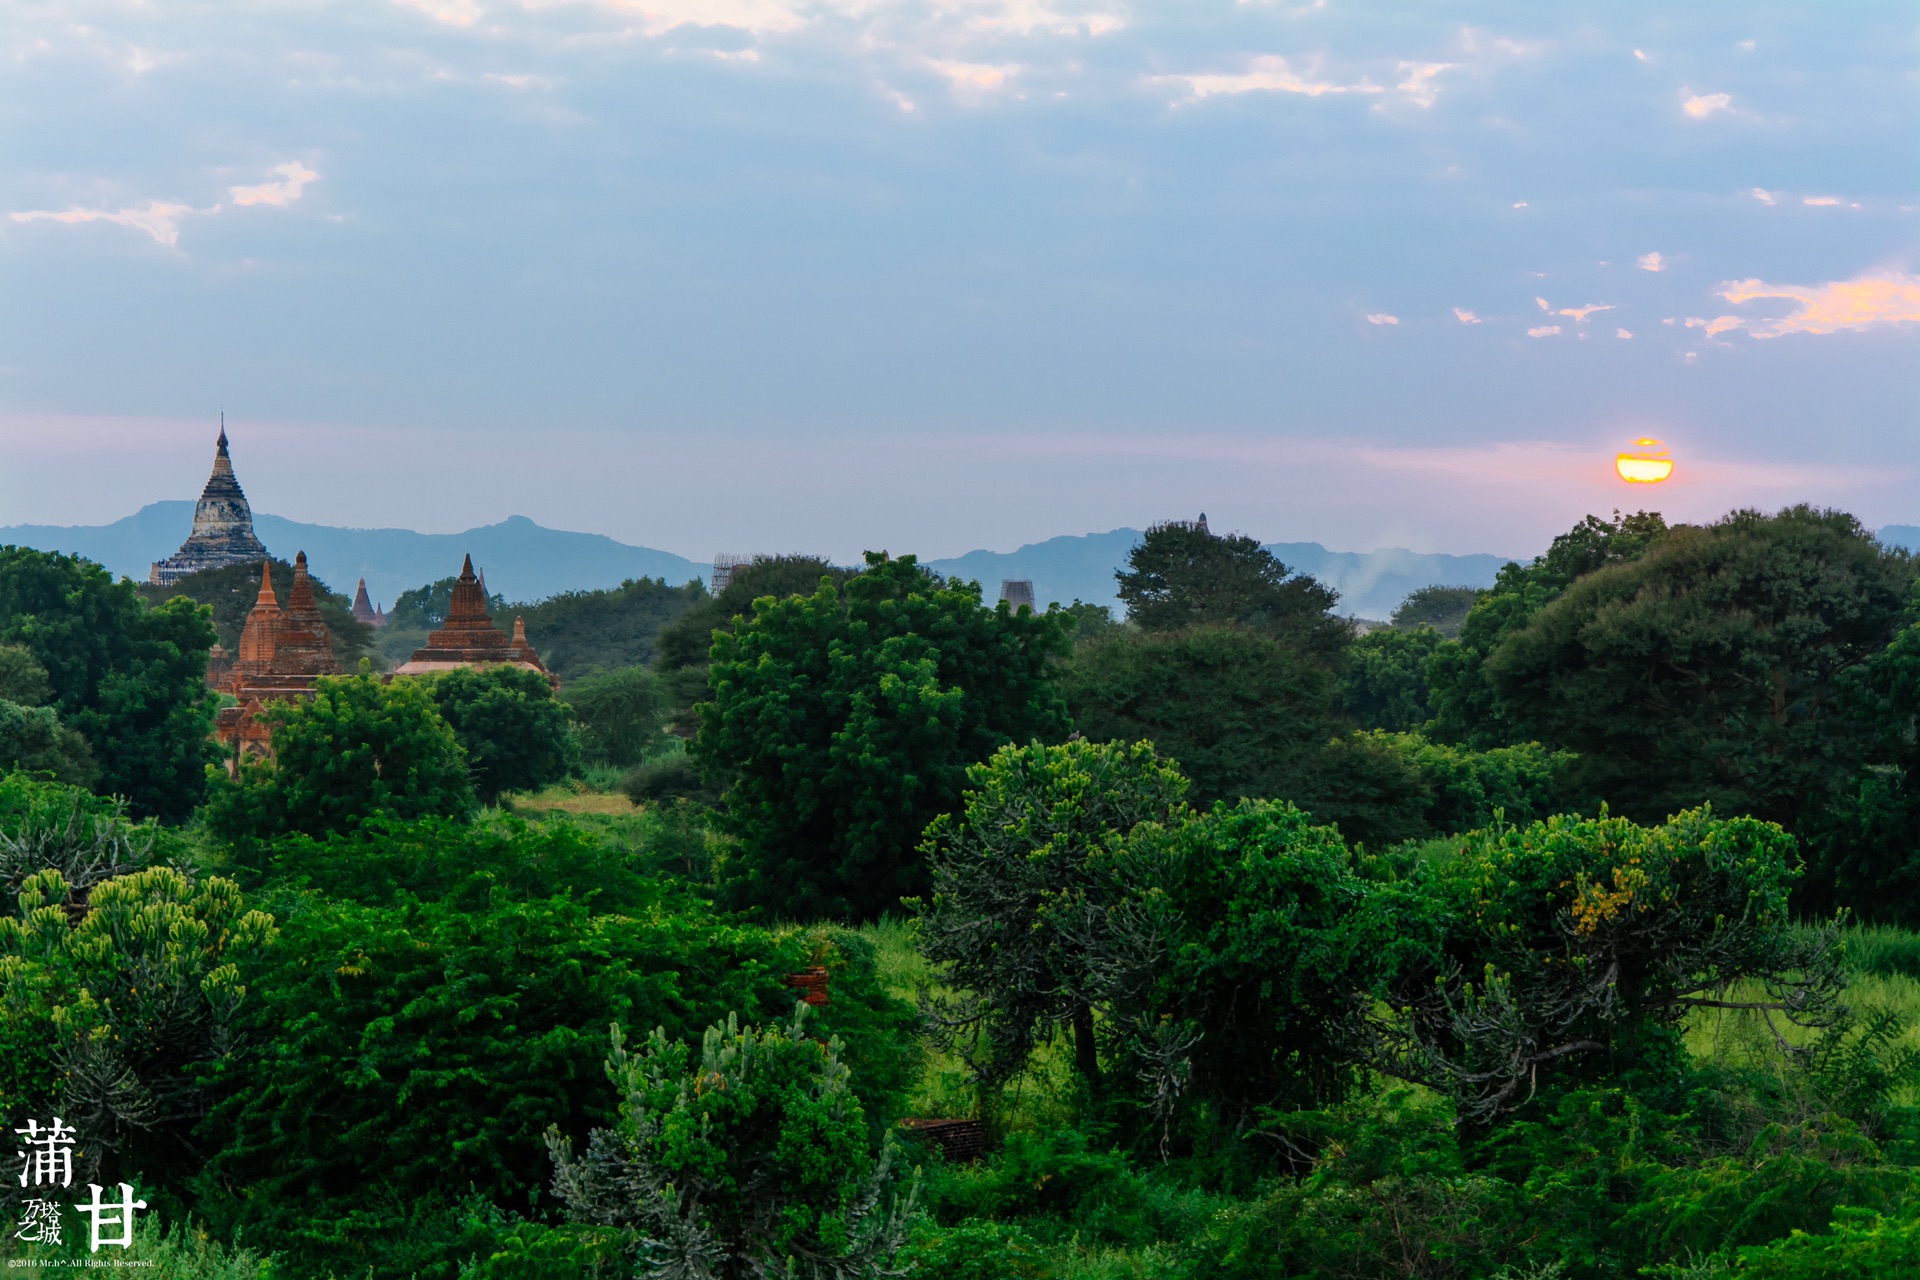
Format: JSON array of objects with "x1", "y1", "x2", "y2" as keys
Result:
[
  {"x1": 1154, "y1": 56, "x2": 1382, "y2": 101},
  {"x1": 928, "y1": 58, "x2": 1020, "y2": 95},
  {"x1": 1615, "y1": 327, "x2": 1633, "y2": 339},
  {"x1": 1394, "y1": 61, "x2": 1451, "y2": 107},
  {"x1": 1558, "y1": 302, "x2": 1613, "y2": 322},
  {"x1": 1637, "y1": 251, "x2": 1664, "y2": 272},
  {"x1": 1681, "y1": 90, "x2": 1732, "y2": 119},
  {"x1": 1696, "y1": 270, "x2": 1920, "y2": 338},
  {"x1": 1749, "y1": 187, "x2": 1776, "y2": 205},
  {"x1": 8, "y1": 201, "x2": 200, "y2": 248},
  {"x1": 397, "y1": 0, "x2": 483, "y2": 26},
  {"x1": 1365, "y1": 313, "x2": 1398, "y2": 325},
  {"x1": 1527, "y1": 324, "x2": 1561, "y2": 337},
  {"x1": 229, "y1": 162, "x2": 319, "y2": 208},
  {"x1": 1453, "y1": 307, "x2": 1481, "y2": 324}
]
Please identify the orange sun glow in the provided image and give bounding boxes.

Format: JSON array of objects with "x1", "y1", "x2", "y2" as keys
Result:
[{"x1": 1615, "y1": 438, "x2": 1674, "y2": 484}]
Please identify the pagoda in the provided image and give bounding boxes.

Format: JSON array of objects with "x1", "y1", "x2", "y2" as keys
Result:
[
  {"x1": 350, "y1": 579, "x2": 387, "y2": 628},
  {"x1": 213, "y1": 554, "x2": 344, "y2": 758},
  {"x1": 393, "y1": 555, "x2": 553, "y2": 686},
  {"x1": 150, "y1": 420, "x2": 271, "y2": 586}
]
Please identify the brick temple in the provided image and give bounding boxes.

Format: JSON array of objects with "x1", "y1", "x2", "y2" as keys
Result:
[
  {"x1": 212, "y1": 554, "x2": 344, "y2": 758},
  {"x1": 351, "y1": 578, "x2": 387, "y2": 628},
  {"x1": 393, "y1": 555, "x2": 554, "y2": 687},
  {"x1": 150, "y1": 422, "x2": 272, "y2": 586}
]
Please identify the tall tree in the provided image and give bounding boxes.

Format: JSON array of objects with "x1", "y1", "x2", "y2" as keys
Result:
[
  {"x1": 0, "y1": 546, "x2": 218, "y2": 819},
  {"x1": 697, "y1": 553, "x2": 1070, "y2": 920},
  {"x1": 428, "y1": 666, "x2": 579, "y2": 804},
  {"x1": 1116, "y1": 518, "x2": 1349, "y2": 662},
  {"x1": 1338, "y1": 625, "x2": 1443, "y2": 733}
]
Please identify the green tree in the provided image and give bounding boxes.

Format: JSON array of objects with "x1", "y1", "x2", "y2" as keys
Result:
[
  {"x1": 1059, "y1": 625, "x2": 1339, "y2": 807},
  {"x1": 698, "y1": 553, "x2": 1071, "y2": 920},
  {"x1": 1484, "y1": 507, "x2": 1917, "y2": 886},
  {"x1": 1426, "y1": 511, "x2": 1668, "y2": 748},
  {"x1": 568, "y1": 665, "x2": 668, "y2": 767},
  {"x1": 1116, "y1": 518, "x2": 1349, "y2": 662},
  {"x1": 511, "y1": 577, "x2": 706, "y2": 679},
  {"x1": 1302, "y1": 731, "x2": 1579, "y2": 848},
  {"x1": 546, "y1": 1011, "x2": 916, "y2": 1280},
  {"x1": 0, "y1": 547, "x2": 218, "y2": 819},
  {"x1": 917, "y1": 740, "x2": 1190, "y2": 1096},
  {"x1": 428, "y1": 666, "x2": 578, "y2": 803},
  {"x1": 204, "y1": 668, "x2": 476, "y2": 846},
  {"x1": 1338, "y1": 625, "x2": 1442, "y2": 732},
  {"x1": 1390, "y1": 585, "x2": 1484, "y2": 637}
]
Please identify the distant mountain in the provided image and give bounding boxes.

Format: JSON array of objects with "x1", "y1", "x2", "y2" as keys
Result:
[
  {"x1": 0, "y1": 503, "x2": 706, "y2": 607},
  {"x1": 929, "y1": 530, "x2": 1512, "y2": 620},
  {"x1": 1882, "y1": 525, "x2": 1920, "y2": 554}
]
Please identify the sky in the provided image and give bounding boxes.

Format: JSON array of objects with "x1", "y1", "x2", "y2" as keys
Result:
[{"x1": 1, "y1": 0, "x2": 1915, "y2": 564}]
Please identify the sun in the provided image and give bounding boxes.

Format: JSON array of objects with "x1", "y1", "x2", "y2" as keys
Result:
[{"x1": 1616, "y1": 438, "x2": 1674, "y2": 484}]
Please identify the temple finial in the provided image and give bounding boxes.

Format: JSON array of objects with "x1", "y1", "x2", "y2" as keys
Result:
[
  {"x1": 460, "y1": 553, "x2": 475, "y2": 579},
  {"x1": 218, "y1": 411, "x2": 228, "y2": 453}
]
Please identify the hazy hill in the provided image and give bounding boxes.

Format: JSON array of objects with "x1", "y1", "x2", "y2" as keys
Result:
[
  {"x1": 929, "y1": 531, "x2": 1513, "y2": 620},
  {"x1": 0, "y1": 503, "x2": 706, "y2": 607}
]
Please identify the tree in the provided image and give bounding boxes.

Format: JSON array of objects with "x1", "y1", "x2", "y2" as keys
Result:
[
  {"x1": 547, "y1": 1011, "x2": 916, "y2": 1280},
  {"x1": 1338, "y1": 625, "x2": 1442, "y2": 732},
  {"x1": 428, "y1": 666, "x2": 578, "y2": 803},
  {"x1": 0, "y1": 546, "x2": 218, "y2": 819},
  {"x1": 1372, "y1": 807, "x2": 1842, "y2": 1125},
  {"x1": 697, "y1": 553, "x2": 1071, "y2": 920},
  {"x1": 1059, "y1": 625, "x2": 1339, "y2": 807},
  {"x1": 1426, "y1": 511, "x2": 1668, "y2": 748},
  {"x1": 1116, "y1": 518, "x2": 1349, "y2": 662},
  {"x1": 1302, "y1": 731, "x2": 1578, "y2": 848},
  {"x1": 203, "y1": 668, "x2": 476, "y2": 846},
  {"x1": 1391, "y1": 586, "x2": 1483, "y2": 637},
  {"x1": 568, "y1": 665, "x2": 669, "y2": 767},
  {"x1": 917, "y1": 740, "x2": 1190, "y2": 1096},
  {"x1": 1484, "y1": 508, "x2": 1917, "y2": 857},
  {"x1": 509, "y1": 577, "x2": 706, "y2": 679}
]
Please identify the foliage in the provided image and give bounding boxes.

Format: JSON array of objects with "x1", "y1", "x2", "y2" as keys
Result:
[
  {"x1": 0, "y1": 546, "x2": 219, "y2": 819},
  {"x1": 511, "y1": 576, "x2": 706, "y2": 679},
  {"x1": 429, "y1": 665, "x2": 579, "y2": 803},
  {"x1": 1392, "y1": 586, "x2": 1485, "y2": 638},
  {"x1": 1060, "y1": 625, "x2": 1340, "y2": 807},
  {"x1": 1426, "y1": 511, "x2": 1668, "y2": 749},
  {"x1": 1115, "y1": 519, "x2": 1350, "y2": 663},
  {"x1": 203, "y1": 668, "x2": 477, "y2": 846},
  {"x1": 698, "y1": 553, "x2": 1071, "y2": 920},
  {"x1": 546, "y1": 1010, "x2": 917, "y2": 1280},
  {"x1": 1304, "y1": 732, "x2": 1579, "y2": 849},
  {"x1": 569, "y1": 664, "x2": 669, "y2": 767},
  {"x1": 1374, "y1": 809, "x2": 1843, "y2": 1125},
  {"x1": 1725, "y1": 1202, "x2": 1920, "y2": 1277},
  {"x1": 138, "y1": 557, "x2": 375, "y2": 670},
  {"x1": 1340, "y1": 625, "x2": 1443, "y2": 732},
  {"x1": 0, "y1": 697, "x2": 98, "y2": 786},
  {"x1": 917, "y1": 740, "x2": 1190, "y2": 1096},
  {"x1": 0, "y1": 1213, "x2": 280, "y2": 1277},
  {"x1": 0, "y1": 863, "x2": 275, "y2": 1192},
  {"x1": 390, "y1": 574, "x2": 509, "y2": 632}
]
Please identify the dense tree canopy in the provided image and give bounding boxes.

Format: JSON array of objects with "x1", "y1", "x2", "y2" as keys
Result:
[
  {"x1": 0, "y1": 546, "x2": 217, "y2": 819},
  {"x1": 1337, "y1": 624, "x2": 1442, "y2": 733},
  {"x1": 509, "y1": 576, "x2": 705, "y2": 678},
  {"x1": 1116, "y1": 519, "x2": 1350, "y2": 662},
  {"x1": 567, "y1": 664, "x2": 669, "y2": 767},
  {"x1": 698, "y1": 553, "x2": 1070, "y2": 919},
  {"x1": 428, "y1": 665, "x2": 578, "y2": 803}
]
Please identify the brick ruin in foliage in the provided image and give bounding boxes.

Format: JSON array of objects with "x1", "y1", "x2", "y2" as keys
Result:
[
  {"x1": 393, "y1": 554, "x2": 555, "y2": 689},
  {"x1": 213, "y1": 554, "x2": 344, "y2": 762}
]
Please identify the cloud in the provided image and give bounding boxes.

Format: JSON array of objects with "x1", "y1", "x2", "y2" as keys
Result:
[
  {"x1": 8, "y1": 201, "x2": 198, "y2": 248},
  {"x1": 1699, "y1": 270, "x2": 1920, "y2": 338},
  {"x1": 928, "y1": 59, "x2": 1020, "y2": 94},
  {"x1": 1750, "y1": 187, "x2": 1775, "y2": 205},
  {"x1": 1637, "y1": 251, "x2": 1664, "y2": 272},
  {"x1": 1453, "y1": 307, "x2": 1481, "y2": 324},
  {"x1": 1534, "y1": 296, "x2": 1549, "y2": 310},
  {"x1": 1616, "y1": 328, "x2": 1633, "y2": 339},
  {"x1": 1394, "y1": 61, "x2": 1451, "y2": 107},
  {"x1": 1527, "y1": 324, "x2": 1561, "y2": 337},
  {"x1": 1512, "y1": 201, "x2": 1529, "y2": 208},
  {"x1": 1681, "y1": 91, "x2": 1732, "y2": 119},
  {"x1": 229, "y1": 162, "x2": 320, "y2": 208},
  {"x1": 560, "y1": 0, "x2": 812, "y2": 37},
  {"x1": 1802, "y1": 195, "x2": 1841, "y2": 207},
  {"x1": 1365, "y1": 313, "x2": 1399, "y2": 325},
  {"x1": 1632, "y1": 49, "x2": 1648, "y2": 62},
  {"x1": 1154, "y1": 56, "x2": 1383, "y2": 101},
  {"x1": 397, "y1": 0, "x2": 483, "y2": 25},
  {"x1": 1558, "y1": 302, "x2": 1613, "y2": 322}
]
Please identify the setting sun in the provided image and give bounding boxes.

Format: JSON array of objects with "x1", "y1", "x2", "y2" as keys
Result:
[{"x1": 1616, "y1": 438, "x2": 1675, "y2": 484}]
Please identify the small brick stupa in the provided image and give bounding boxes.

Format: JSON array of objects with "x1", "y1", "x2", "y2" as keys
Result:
[
  {"x1": 213, "y1": 554, "x2": 343, "y2": 758},
  {"x1": 350, "y1": 578, "x2": 386, "y2": 629},
  {"x1": 150, "y1": 422, "x2": 271, "y2": 586},
  {"x1": 393, "y1": 555, "x2": 552, "y2": 686}
]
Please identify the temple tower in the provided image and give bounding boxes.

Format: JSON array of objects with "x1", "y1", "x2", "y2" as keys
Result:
[
  {"x1": 149, "y1": 420, "x2": 271, "y2": 585},
  {"x1": 393, "y1": 554, "x2": 554, "y2": 686}
]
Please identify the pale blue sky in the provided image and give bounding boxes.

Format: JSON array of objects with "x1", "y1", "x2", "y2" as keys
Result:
[{"x1": 1, "y1": 0, "x2": 1914, "y2": 562}]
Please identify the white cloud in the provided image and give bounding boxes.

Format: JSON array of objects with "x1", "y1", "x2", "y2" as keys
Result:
[
  {"x1": 1526, "y1": 324, "x2": 1561, "y2": 337},
  {"x1": 1681, "y1": 91, "x2": 1732, "y2": 119},
  {"x1": 1365, "y1": 313, "x2": 1399, "y2": 325},
  {"x1": 1512, "y1": 201, "x2": 1529, "y2": 208},
  {"x1": 9, "y1": 201, "x2": 199, "y2": 248},
  {"x1": 1394, "y1": 61, "x2": 1451, "y2": 107},
  {"x1": 397, "y1": 0, "x2": 483, "y2": 25},
  {"x1": 1534, "y1": 296, "x2": 1550, "y2": 310},
  {"x1": 229, "y1": 162, "x2": 319, "y2": 208},
  {"x1": 1632, "y1": 49, "x2": 1648, "y2": 62},
  {"x1": 1802, "y1": 195, "x2": 1841, "y2": 207},
  {"x1": 928, "y1": 59, "x2": 1020, "y2": 94},
  {"x1": 1750, "y1": 187, "x2": 1776, "y2": 205},
  {"x1": 1453, "y1": 307, "x2": 1481, "y2": 324},
  {"x1": 1735, "y1": 39, "x2": 1756, "y2": 52},
  {"x1": 1616, "y1": 328, "x2": 1633, "y2": 339},
  {"x1": 1637, "y1": 251, "x2": 1664, "y2": 272},
  {"x1": 1154, "y1": 56, "x2": 1383, "y2": 101},
  {"x1": 1697, "y1": 270, "x2": 1920, "y2": 338},
  {"x1": 1558, "y1": 302, "x2": 1613, "y2": 322}
]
